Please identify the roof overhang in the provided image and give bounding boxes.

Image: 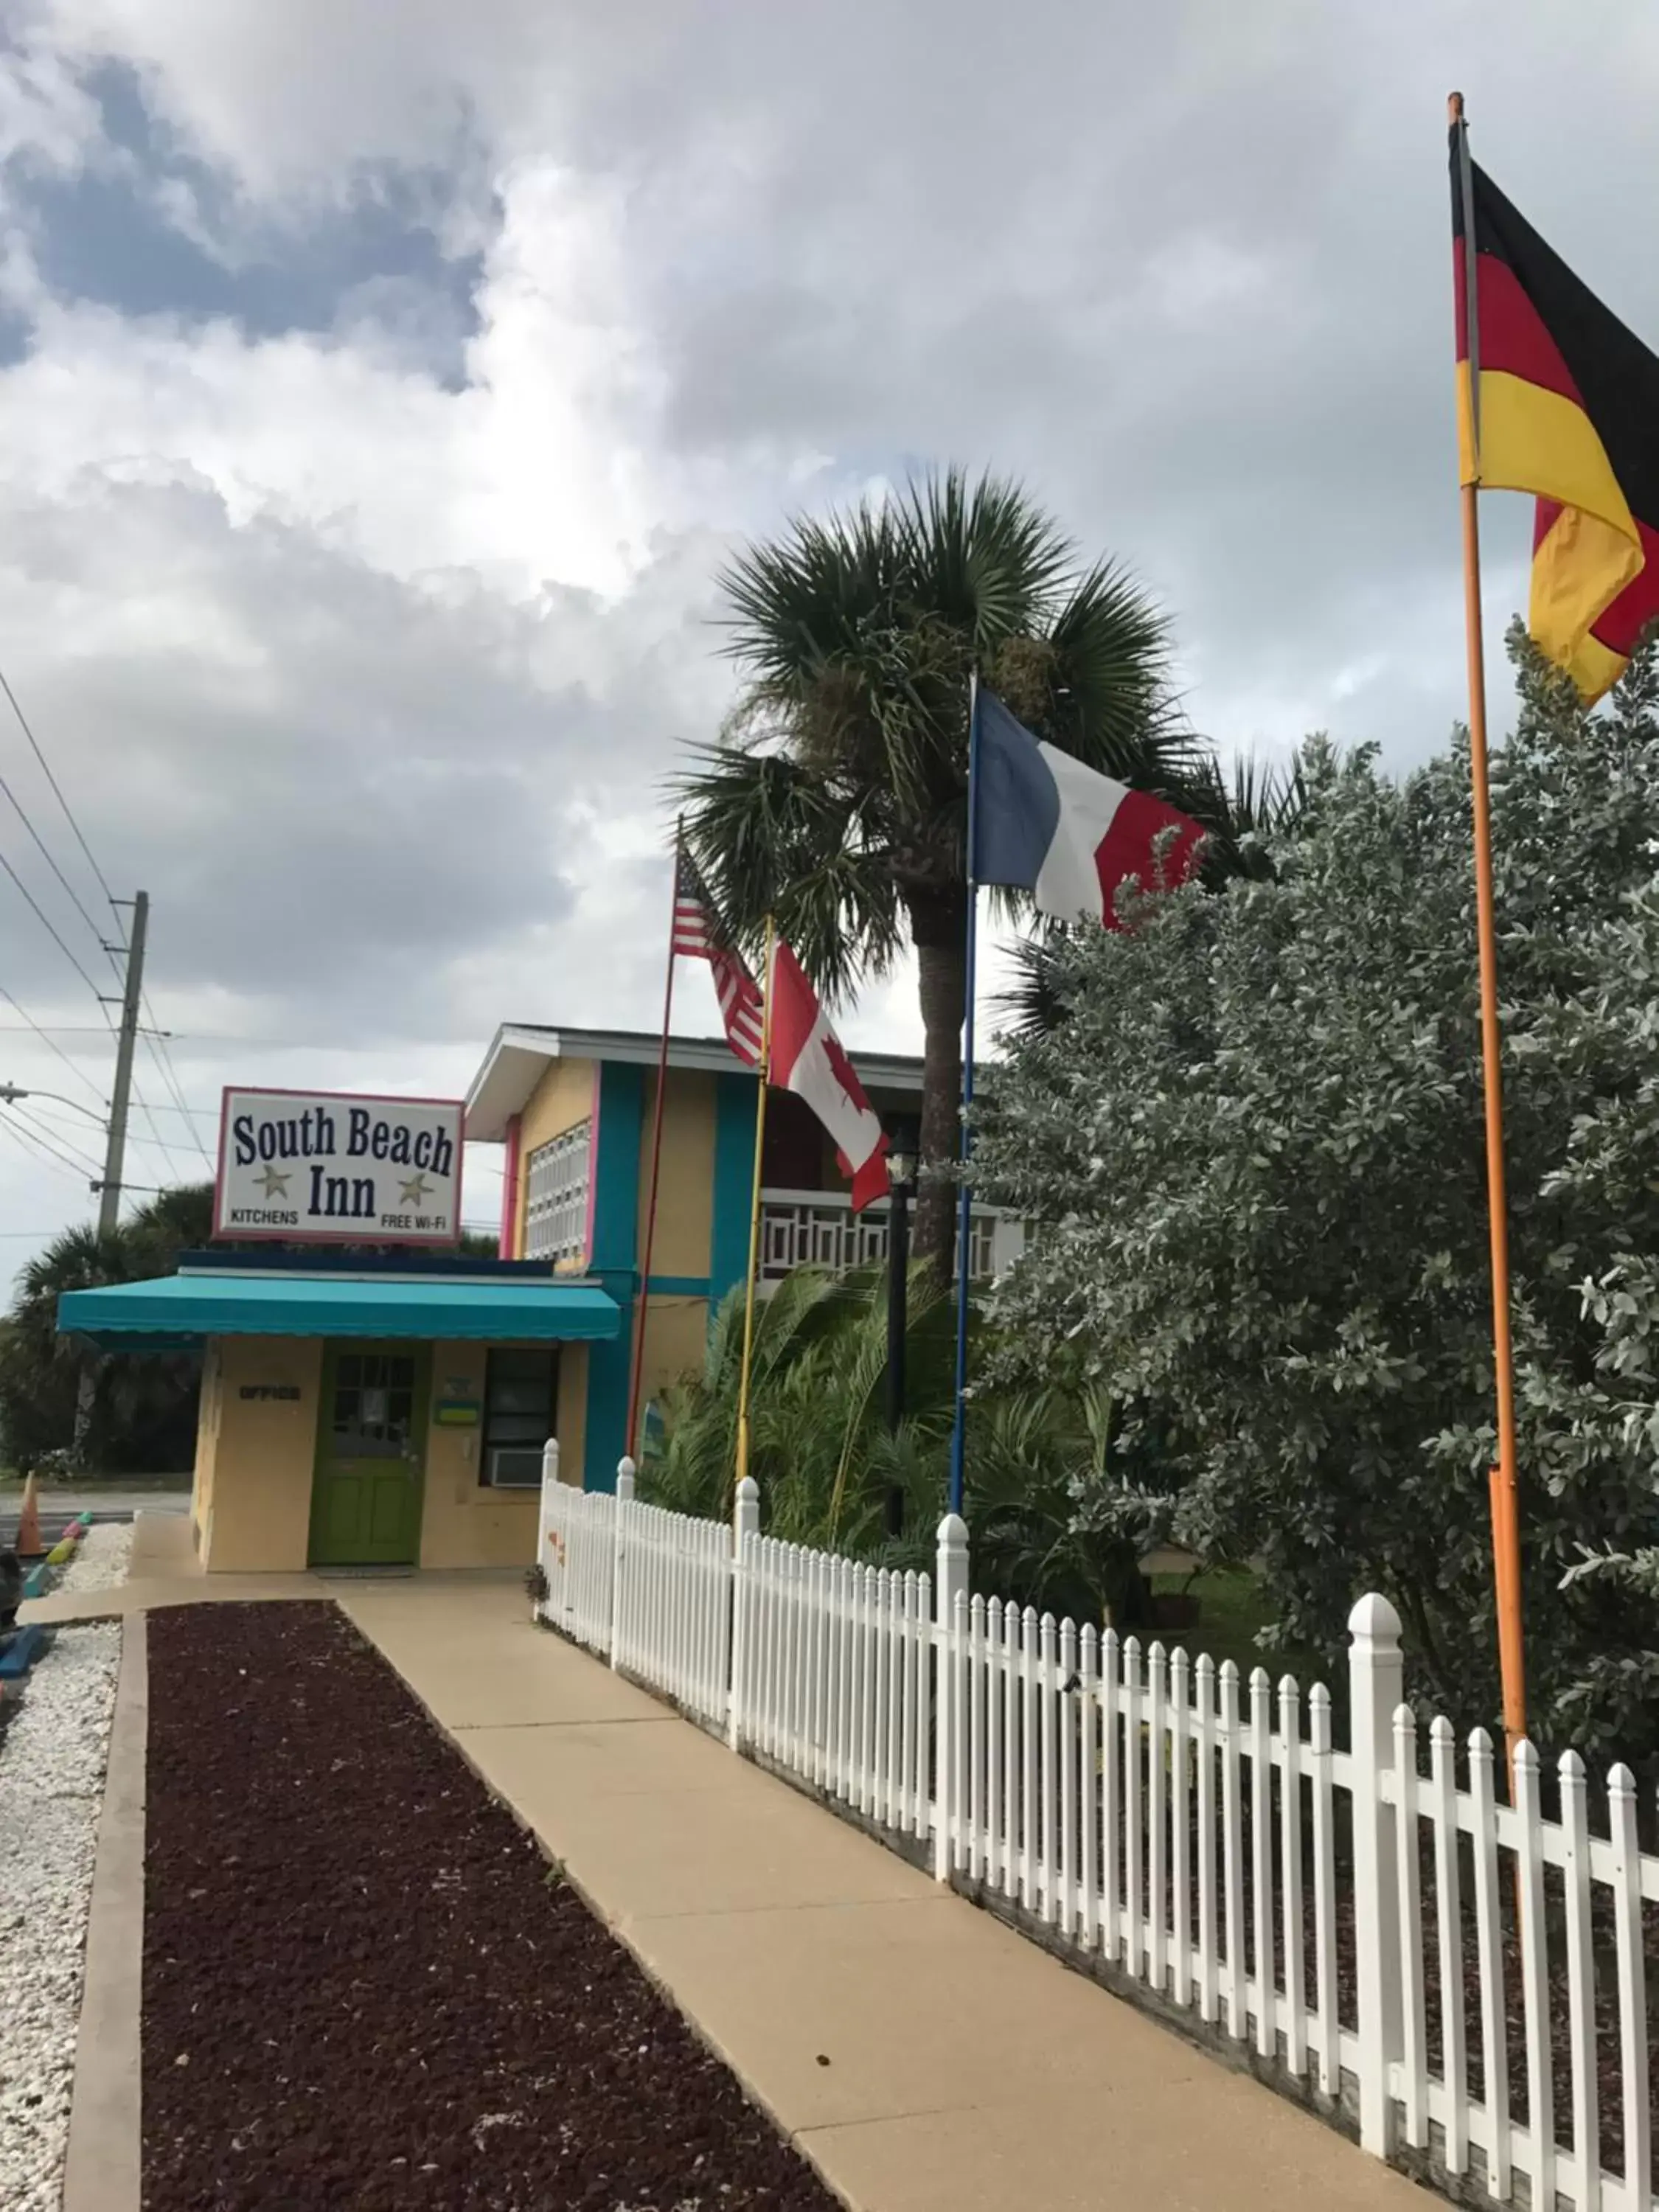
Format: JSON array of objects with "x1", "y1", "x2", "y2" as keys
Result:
[
  {"x1": 465, "y1": 1022, "x2": 926, "y2": 1142},
  {"x1": 57, "y1": 1269, "x2": 622, "y2": 1351}
]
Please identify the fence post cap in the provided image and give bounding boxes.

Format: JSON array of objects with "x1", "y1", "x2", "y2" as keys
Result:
[
  {"x1": 618, "y1": 1454, "x2": 637, "y2": 1479},
  {"x1": 735, "y1": 1475, "x2": 759, "y2": 1506},
  {"x1": 1346, "y1": 1590, "x2": 1402, "y2": 1644},
  {"x1": 936, "y1": 1512, "x2": 969, "y2": 1550}
]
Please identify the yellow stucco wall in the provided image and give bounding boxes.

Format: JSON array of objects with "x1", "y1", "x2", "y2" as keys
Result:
[
  {"x1": 195, "y1": 1332, "x2": 574, "y2": 1571},
  {"x1": 513, "y1": 1057, "x2": 597, "y2": 1263},
  {"x1": 635, "y1": 1068, "x2": 715, "y2": 1277},
  {"x1": 556, "y1": 1343, "x2": 588, "y2": 1486},
  {"x1": 417, "y1": 1338, "x2": 543, "y2": 1568},
  {"x1": 633, "y1": 1296, "x2": 708, "y2": 1417},
  {"x1": 190, "y1": 1340, "x2": 221, "y2": 1554},
  {"x1": 196, "y1": 1336, "x2": 322, "y2": 1572}
]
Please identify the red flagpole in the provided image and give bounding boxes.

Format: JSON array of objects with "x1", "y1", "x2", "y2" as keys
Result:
[{"x1": 627, "y1": 826, "x2": 682, "y2": 1461}]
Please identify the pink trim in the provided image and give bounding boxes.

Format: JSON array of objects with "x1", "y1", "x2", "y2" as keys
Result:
[
  {"x1": 581, "y1": 1065, "x2": 601, "y2": 1269},
  {"x1": 498, "y1": 1113, "x2": 523, "y2": 1258}
]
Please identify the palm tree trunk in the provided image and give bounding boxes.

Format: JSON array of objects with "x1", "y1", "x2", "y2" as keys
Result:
[{"x1": 908, "y1": 889, "x2": 967, "y2": 1276}]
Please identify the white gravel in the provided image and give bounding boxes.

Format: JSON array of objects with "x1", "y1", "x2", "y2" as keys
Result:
[
  {"x1": 0, "y1": 1621, "x2": 122, "y2": 2212},
  {"x1": 57, "y1": 1523, "x2": 133, "y2": 1596}
]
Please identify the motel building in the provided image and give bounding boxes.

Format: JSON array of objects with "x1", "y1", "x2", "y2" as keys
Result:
[{"x1": 55, "y1": 1027, "x2": 1020, "y2": 1576}]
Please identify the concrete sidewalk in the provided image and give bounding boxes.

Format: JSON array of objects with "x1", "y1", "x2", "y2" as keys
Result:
[
  {"x1": 339, "y1": 1578, "x2": 1427, "y2": 2212},
  {"x1": 21, "y1": 1508, "x2": 324, "y2": 1627}
]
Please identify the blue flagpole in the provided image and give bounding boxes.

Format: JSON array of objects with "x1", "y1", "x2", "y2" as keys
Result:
[{"x1": 947, "y1": 672, "x2": 981, "y2": 1519}]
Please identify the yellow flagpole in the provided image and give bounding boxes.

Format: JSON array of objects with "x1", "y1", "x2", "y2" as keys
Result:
[
  {"x1": 734, "y1": 917, "x2": 777, "y2": 1495},
  {"x1": 1451, "y1": 91, "x2": 1528, "y2": 1773}
]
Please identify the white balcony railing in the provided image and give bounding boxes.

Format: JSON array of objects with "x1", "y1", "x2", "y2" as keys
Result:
[{"x1": 758, "y1": 1187, "x2": 1022, "y2": 1285}]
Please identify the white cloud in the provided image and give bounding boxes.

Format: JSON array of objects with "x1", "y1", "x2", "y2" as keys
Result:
[{"x1": 7, "y1": 0, "x2": 1659, "y2": 1284}]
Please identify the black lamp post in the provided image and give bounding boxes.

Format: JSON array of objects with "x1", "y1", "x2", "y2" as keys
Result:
[{"x1": 884, "y1": 1149, "x2": 914, "y2": 1536}]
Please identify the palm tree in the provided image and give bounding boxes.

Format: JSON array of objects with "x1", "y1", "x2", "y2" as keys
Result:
[
  {"x1": 677, "y1": 467, "x2": 1219, "y2": 1272},
  {"x1": 0, "y1": 1192, "x2": 212, "y2": 1473},
  {"x1": 0, "y1": 1183, "x2": 504, "y2": 1472},
  {"x1": 642, "y1": 1266, "x2": 1172, "y2": 1619}
]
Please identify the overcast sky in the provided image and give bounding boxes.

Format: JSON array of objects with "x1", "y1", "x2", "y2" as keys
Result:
[{"x1": 2, "y1": 2, "x2": 1658, "y2": 1279}]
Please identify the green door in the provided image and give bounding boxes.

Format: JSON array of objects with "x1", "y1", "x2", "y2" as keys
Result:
[{"x1": 310, "y1": 1345, "x2": 429, "y2": 1566}]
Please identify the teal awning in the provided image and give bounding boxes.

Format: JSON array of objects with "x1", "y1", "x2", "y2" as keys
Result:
[{"x1": 57, "y1": 1270, "x2": 621, "y2": 1350}]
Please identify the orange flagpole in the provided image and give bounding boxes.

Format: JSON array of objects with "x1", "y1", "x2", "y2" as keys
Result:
[{"x1": 1451, "y1": 91, "x2": 1528, "y2": 1773}]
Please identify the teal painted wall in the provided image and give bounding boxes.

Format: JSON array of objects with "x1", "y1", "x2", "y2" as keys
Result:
[
  {"x1": 583, "y1": 1062, "x2": 644, "y2": 1492},
  {"x1": 709, "y1": 1071, "x2": 758, "y2": 1315}
]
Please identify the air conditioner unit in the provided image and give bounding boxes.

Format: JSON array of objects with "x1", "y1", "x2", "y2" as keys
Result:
[{"x1": 489, "y1": 1446, "x2": 546, "y2": 1488}]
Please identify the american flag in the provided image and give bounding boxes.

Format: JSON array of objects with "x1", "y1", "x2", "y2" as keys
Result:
[{"x1": 672, "y1": 847, "x2": 765, "y2": 1067}]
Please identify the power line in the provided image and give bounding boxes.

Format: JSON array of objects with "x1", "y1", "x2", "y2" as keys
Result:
[
  {"x1": 0, "y1": 668, "x2": 218, "y2": 1218},
  {"x1": 6, "y1": 1099, "x2": 102, "y2": 1175},
  {"x1": 0, "y1": 664, "x2": 120, "y2": 910},
  {"x1": 0, "y1": 1105, "x2": 96, "y2": 1185},
  {"x1": 0, "y1": 760, "x2": 109, "y2": 948},
  {"x1": 0, "y1": 981, "x2": 107, "y2": 1104},
  {"x1": 0, "y1": 1026, "x2": 332, "y2": 1049},
  {"x1": 116, "y1": 1096, "x2": 218, "y2": 1124},
  {"x1": 0, "y1": 841, "x2": 106, "y2": 999},
  {"x1": 129, "y1": 1076, "x2": 182, "y2": 1180},
  {"x1": 141, "y1": 1008, "x2": 215, "y2": 1171}
]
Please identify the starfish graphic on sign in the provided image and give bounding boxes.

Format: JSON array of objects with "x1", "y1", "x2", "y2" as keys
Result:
[
  {"x1": 400, "y1": 1173, "x2": 432, "y2": 1207},
  {"x1": 256, "y1": 1164, "x2": 291, "y2": 1199}
]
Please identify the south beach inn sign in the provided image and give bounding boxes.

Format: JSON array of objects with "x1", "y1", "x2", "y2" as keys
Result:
[{"x1": 214, "y1": 1087, "x2": 463, "y2": 1245}]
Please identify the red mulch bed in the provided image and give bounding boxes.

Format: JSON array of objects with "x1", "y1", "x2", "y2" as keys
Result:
[{"x1": 144, "y1": 1602, "x2": 838, "y2": 2211}]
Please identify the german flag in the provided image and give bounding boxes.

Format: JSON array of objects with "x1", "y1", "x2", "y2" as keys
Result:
[{"x1": 1453, "y1": 130, "x2": 1659, "y2": 702}]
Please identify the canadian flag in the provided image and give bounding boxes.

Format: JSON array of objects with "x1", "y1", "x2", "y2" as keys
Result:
[{"x1": 768, "y1": 940, "x2": 891, "y2": 1212}]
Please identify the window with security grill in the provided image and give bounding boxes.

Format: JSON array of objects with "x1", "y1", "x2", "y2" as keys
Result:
[{"x1": 523, "y1": 1121, "x2": 591, "y2": 1265}]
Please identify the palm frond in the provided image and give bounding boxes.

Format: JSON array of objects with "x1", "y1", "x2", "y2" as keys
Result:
[
  {"x1": 673, "y1": 745, "x2": 903, "y2": 1001},
  {"x1": 993, "y1": 933, "x2": 1077, "y2": 1044},
  {"x1": 1035, "y1": 559, "x2": 1180, "y2": 777}
]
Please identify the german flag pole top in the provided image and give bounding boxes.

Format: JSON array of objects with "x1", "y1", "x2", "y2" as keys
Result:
[{"x1": 1452, "y1": 97, "x2": 1659, "y2": 701}]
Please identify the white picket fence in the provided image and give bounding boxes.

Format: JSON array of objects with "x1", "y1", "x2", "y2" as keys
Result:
[
  {"x1": 535, "y1": 1450, "x2": 1657, "y2": 2212},
  {"x1": 737, "y1": 1531, "x2": 933, "y2": 1840}
]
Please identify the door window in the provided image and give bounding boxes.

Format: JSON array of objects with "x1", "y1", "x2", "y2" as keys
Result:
[{"x1": 331, "y1": 1352, "x2": 417, "y2": 1458}]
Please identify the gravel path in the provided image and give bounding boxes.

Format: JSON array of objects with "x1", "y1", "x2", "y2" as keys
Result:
[
  {"x1": 145, "y1": 1603, "x2": 839, "y2": 2211},
  {"x1": 57, "y1": 1523, "x2": 133, "y2": 1596},
  {"x1": 0, "y1": 1621, "x2": 122, "y2": 2212}
]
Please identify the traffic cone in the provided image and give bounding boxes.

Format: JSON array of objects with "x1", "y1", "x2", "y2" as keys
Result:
[{"x1": 15, "y1": 1473, "x2": 42, "y2": 1561}]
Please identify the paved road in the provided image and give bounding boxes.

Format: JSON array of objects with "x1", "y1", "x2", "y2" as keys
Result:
[{"x1": 1, "y1": 1491, "x2": 187, "y2": 1546}]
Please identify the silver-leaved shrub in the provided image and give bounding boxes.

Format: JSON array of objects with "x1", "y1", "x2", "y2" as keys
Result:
[{"x1": 975, "y1": 628, "x2": 1659, "y2": 1759}]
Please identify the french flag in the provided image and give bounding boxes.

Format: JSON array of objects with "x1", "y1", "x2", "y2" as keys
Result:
[{"x1": 970, "y1": 689, "x2": 1207, "y2": 925}]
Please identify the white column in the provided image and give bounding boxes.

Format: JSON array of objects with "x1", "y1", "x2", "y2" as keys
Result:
[
  {"x1": 1347, "y1": 1592, "x2": 1405, "y2": 2158},
  {"x1": 611, "y1": 1456, "x2": 636, "y2": 1670},
  {"x1": 933, "y1": 1513, "x2": 970, "y2": 1881},
  {"x1": 534, "y1": 1438, "x2": 560, "y2": 1621},
  {"x1": 729, "y1": 1475, "x2": 760, "y2": 1750},
  {"x1": 988, "y1": 1212, "x2": 1026, "y2": 1281}
]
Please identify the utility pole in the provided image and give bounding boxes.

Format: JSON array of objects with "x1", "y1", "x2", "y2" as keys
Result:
[
  {"x1": 97, "y1": 889, "x2": 148, "y2": 1235},
  {"x1": 72, "y1": 890, "x2": 147, "y2": 1470}
]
